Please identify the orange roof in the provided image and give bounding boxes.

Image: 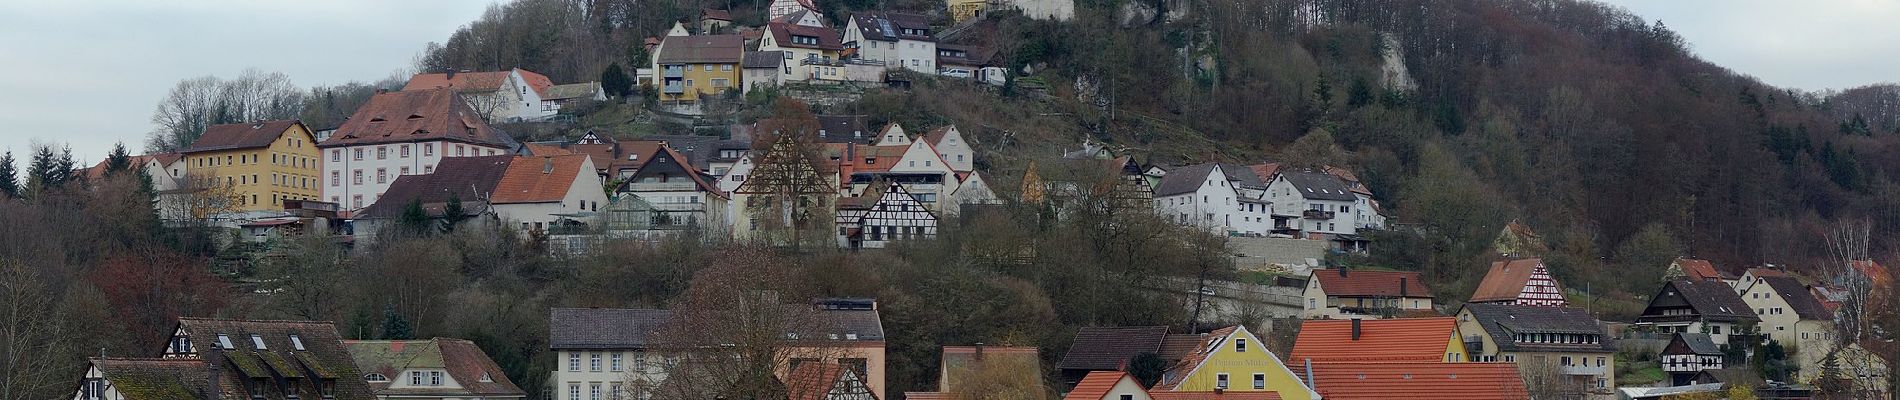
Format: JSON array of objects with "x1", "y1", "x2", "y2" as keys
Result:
[
  {"x1": 1673, "y1": 258, "x2": 1727, "y2": 281},
  {"x1": 1745, "y1": 267, "x2": 1786, "y2": 278},
  {"x1": 404, "y1": 69, "x2": 554, "y2": 96},
  {"x1": 1310, "y1": 269, "x2": 1433, "y2": 298},
  {"x1": 1064, "y1": 371, "x2": 1129, "y2": 400},
  {"x1": 785, "y1": 362, "x2": 851, "y2": 400},
  {"x1": 1289, "y1": 318, "x2": 1457, "y2": 364},
  {"x1": 523, "y1": 143, "x2": 576, "y2": 156},
  {"x1": 491, "y1": 154, "x2": 590, "y2": 204},
  {"x1": 1470, "y1": 259, "x2": 1562, "y2": 303},
  {"x1": 1309, "y1": 362, "x2": 1529, "y2": 400},
  {"x1": 1853, "y1": 259, "x2": 1891, "y2": 286},
  {"x1": 1149, "y1": 392, "x2": 1282, "y2": 400}
]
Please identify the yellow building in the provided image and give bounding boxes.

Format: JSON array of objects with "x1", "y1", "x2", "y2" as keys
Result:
[
  {"x1": 1152, "y1": 325, "x2": 1319, "y2": 400},
  {"x1": 181, "y1": 120, "x2": 322, "y2": 213},
  {"x1": 947, "y1": 0, "x2": 987, "y2": 21},
  {"x1": 655, "y1": 34, "x2": 744, "y2": 103}
]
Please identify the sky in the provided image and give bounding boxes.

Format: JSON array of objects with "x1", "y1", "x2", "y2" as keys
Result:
[
  {"x1": 1, "y1": 1, "x2": 1898, "y2": 165},
  {"x1": 0, "y1": 1, "x2": 489, "y2": 168}
]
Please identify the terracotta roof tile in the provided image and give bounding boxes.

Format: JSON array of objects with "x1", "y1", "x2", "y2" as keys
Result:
[
  {"x1": 1310, "y1": 269, "x2": 1434, "y2": 298},
  {"x1": 492, "y1": 154, "x2": 590, "y2": 204},
  {"x1": 344, "y1": 338, "x2": 525, "y2": 397},
  {"x1": 320, "y1": 89, "x2": 512, "y2": 149},
  {"x1": 1063, "y1": 371, "x2": 1129, "y2": 400},
  {"x1": 186, "y1": 120, "x2": 306, "y2": 153},
  {"x1": 1309, "y1": 362, "x2": 1529, "y2": 400},
  {"x1": 785, "y1": 362, "x2": 848, "y2": 400},
  {"x1": 1672, "y1": 258, "x2": 1730, "y2": 281},
  {"x1": 768, "y1": 21, "x2": 843, "y2": 50},
  {"x1": 1854, "y1": 259, "x2": 1892, "y2": 287},
  {"x1": 1470, "y1": 259, "x2": 1564, "y2": 303},
  {"x1": 1058, "y1": 326, "x2": 1169, "y2": 370},
  {"x1": 404, "y1": 69, "x2": 553, "y2": 96},
  {"x1": 1157, "y1": 326, "x2": 1239, "y2": 390},
  {"x1": 1289, "y1": 318, "x2": 1457, "y2": 363},
  {"x1": 522, "y1": 143, "x2": 577, "y2": 156}
]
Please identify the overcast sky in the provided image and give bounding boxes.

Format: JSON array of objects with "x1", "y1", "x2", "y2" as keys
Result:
[{"x1": 1, "y1": 1, "x2": 1897, "y2": 166}]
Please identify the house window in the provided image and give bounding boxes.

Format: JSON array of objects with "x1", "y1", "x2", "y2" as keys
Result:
[
  {"x1": 377, "y1": 168, "x2": 387, "y2": 184},
  {"x1": 1216, "y1": 373, "x2": 1228, "y2": 389},
  {"x1": 353, "y1": 170, "x2": 363, "y2": 185},
  {"x1": 569, "y1": 353, "x2": 581, "y2": 372},
  {"x1": 590, "y1": 353, "x2": 602, "y2": 371},
  {"x1": 216, "y1": 334, "x2": 235, "y2": 349},
  {"x1": 400, "y1": 167, "x2": 410, "y2": 176},
  {"x1": 430, "y1": 371, "x2": 442, "y2": 386},
  {"x1": 352, "y1": 195, "x2": 363, "y2": 208},
  {"x1": 82, "y1": 379, "x2": 104, "y2": 400},
  {"x1": 424, "y1": 143, "x2": 434, "y2": 156},
  {"x1": 170, "y1": 336, "x2": 193, "y2": 354},
  {"x1": 353, "y1": 148, "x2": 364, "y2": 160},
  {"x1": 1253, "y1": 373, "x2": 1266, "y2": 389},
  {"x1": 1235, "y1": 338, "x2": 1247, "y2": 352},
  {"x1": 570, "y1": 384, "x2": 580, "y2": 400},
  {"x1": 591, "y1": 383, "x2": 602, "y2": 400},
  {"x1": 331, "y1": 150, "x2": 340, "y2": 162},
  {"x1": 456, "y1": 145, "x2": 466, "y2": 156},
  {"x1": 721, "y1": 65, "x2": 733, "y2": 71},
  {"x1": 411, "y1": 371, "x2": 424, "y2": 385},
  {"x1": 289, "y1": 335, "x2": 304, "y2": 350},
  {"x1": 401, "y1": 145, "x2": 411, "y2": 158},
  {"x1": 377, "y1": 146, "x2": 388, "y2": 159},
  {"x1": 250, "y1": 334, "x2": 267, "y2": 349},
  {"x1": 611, "y1": 353, "x2": 623, "y2": 371}
]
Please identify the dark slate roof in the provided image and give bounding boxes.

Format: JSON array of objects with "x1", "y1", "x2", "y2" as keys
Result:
[
  {"x1": 768, "y1": 21, "x2": 843, "y2": 51},
  {"x1": 549, "y1": 308, "x2": 676, "y2": 350},
  {"x1": 90, "y1": 358, "x2": 212, "y2": 400},
  {"x1": 1761, "y1": 276, "x2": 1832, "y2": 320},
  {"x1": 743, "y1": 50, "x2": 785, "y2": 69},
  {"x1": 1673, "y1": 333, "x2": 1723, "y2": 356},
  {"x1": 1279, "y1": 170, "x2": 1356, "y2": 201},
  {"x1": 1153, "y1": 163, "x2": 1222, "y2": 197},
  {"x1": 1056, "y1": 326, "x2": 1169, "y2": 371},
  {"x1": 815, "y1": 115, "x2": 872, "y2": 143},
  {"x1": 187, "y1": 120, "x2": 307, "y2": 153},
  {"x1": 358, "y1": 155, "x2": 513, "y2": 218},
  {"x1": 173, "y1": 318, "x2": 377, "y2": 400},
  {"x1": 657, "y1": 35, "x2": 745, "y2": 64},
  {"x1": 1218, "y1": 163, "x2": 1266, "y2": 189},
  {"x1": 644, "y1": 134, "x2": 729, "y2": 170},
  {"x1": 850, "y1": 12, "x2": 934, "y2": 42},
  {"x1": 1460, "y1": 303, "x2": 1615, "y2": 353},
  {"x1": 1641, "y1": 279, "x2": 1759, "y2": 323}
]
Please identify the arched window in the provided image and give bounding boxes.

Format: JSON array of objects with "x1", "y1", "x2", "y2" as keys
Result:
[{"x1": 363, "y1": 373, "x2": 388, "y2": 382}]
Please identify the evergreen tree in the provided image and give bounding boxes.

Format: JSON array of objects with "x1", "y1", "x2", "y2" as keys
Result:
[
  {"x1": 399, "y1": 199, "x2": 431, "y2": 236},
  {"x1": 24, "y1": 144, "x2": 72, "y2": 195},
  {"x1": 0, "y1": 151, "x2": 17, "y2": 199},
  {"x1": 1126, "y1": 353, "x2": 1168, "y2": 387},
  {"x1": 105, "y1": 142, "x2": 132, "y2": 175},
  {"x1": 600, "y1": 62, "x2": 633, "y2": 98},
  {"x1": 378, "y1": 306, "x2": 413, "y2": 340},
  {"x1": 439, "y1": 194, "x2": 467, "y2": 233}
]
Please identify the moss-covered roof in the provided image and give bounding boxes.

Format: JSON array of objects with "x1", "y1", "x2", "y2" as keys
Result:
[{"x1": 93, "y1": 358, "x2": 209, "y2": 400}]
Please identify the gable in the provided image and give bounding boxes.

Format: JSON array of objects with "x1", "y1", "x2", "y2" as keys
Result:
[
  {"x1": 889, "y1": 141, "x2": 953, "y2": 173},
  {"x1": 1169, "y1": 327, "x2": 1317, "y2": 400}
]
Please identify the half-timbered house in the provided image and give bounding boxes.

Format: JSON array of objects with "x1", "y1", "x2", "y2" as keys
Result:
[{"x1": 836, "y1": 181, "x2": 938, "y2": 249}]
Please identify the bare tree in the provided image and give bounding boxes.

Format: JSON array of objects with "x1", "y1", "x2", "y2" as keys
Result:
[
  {"x1": 259, "y1": 235, "x2": 348, "y2": 321},
  {"x1": 945, "y1": 353, "x2": 1047, "y2": 400},
  {"x1": 1518, "y1": 356, "x2": 1583, "y2": 400},
  {"x1": 0, "y1": 261, "x2": 74, "y2": 400},
  {"x1": 1824, "y1": 218, "x2": 1873, "y2": 343},
  {"x1": 159, "y1": 171, "x2": 239, "y2": 223},
  {"x1": 646, "y1": 247, "x2": 845, "y2": 400},
  {"x1": 737, "y1": 99, "x2": 836, "y2": 250},
  {"x1": 147, "y1": 76, "x2": 223, "y2": 152},
  {"x1": 146, "y1": 70, "x2": 307, "y2": 152}
]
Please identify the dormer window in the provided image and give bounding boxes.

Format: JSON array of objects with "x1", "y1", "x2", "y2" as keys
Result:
[
  {"x1": 290, "y1": 334, "x2": 305, "y2": 351},
  {"x1": 250, "y1": 334, "x2": 267, "y2": 350},
  {"x1": 217, "y1": 334, "x2": 235, "y2": 350},
  {"x1": 364, "y1": 373, "x2": 389, "y2": 382},
  {"x1": 170, "y1": 336, "x2": 193, "y2": 354},
  {"x1": 481, "y1": 372, "x2": 494, "y2": 383}
]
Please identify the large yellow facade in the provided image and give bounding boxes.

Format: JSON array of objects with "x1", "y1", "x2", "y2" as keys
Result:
[
  {"x1": 662, "y1": 62, "x2": 742, "y2": 102},
  {"x1": 182, "y1": 123, "x2": 322, "y2": 212},
  {"x1": 1165, "y1": 326, "x2": 1319, "y2": 400}
]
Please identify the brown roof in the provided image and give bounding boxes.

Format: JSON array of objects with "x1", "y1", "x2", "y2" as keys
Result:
[
  {"x1": 171, "y1": 317, "x2": 377, "y2": 400},
  {"x1": 1673, "y1": 258, "x2": 1729, "y2": 281},
  {"x1": 344, "y1": 338, "x2": 525, "y2": 397},
  {"x1": 1470, "y1": 259, "x2": 1562, "y2": 303},
  {"x1": 702, "y1": 8, "x2": 732, "y2": 21},
  {"x1": 1156, "y1": 326, "x2": 1239, "y2": 390},
  {"x1": 1157, "y1": 334, "x2": 1204, "y2": 361},
  {"x1": 185, "y1": 120, "x2": 306, "y2": 153},
  {"x1": 88, "y1": 358, "x2": 213, "y2": 400},
  {"x1": 403, "y1": 69, "x2": 553, "y2": 96},
  {"x1": 1853, "y1": 259, "x2": 1892, "y2": 287},
  {"x1": 491, "y1": 154, "x2": 591, "y2": 204},
  {"x1": 1057, "y1": 326, "x2": 1169, "y2": 370},
  {"x1": 1309, "y1": 362, "x2": 1530, "y2": 400},
  {"x1": 768, "y1": 21, "x2": 843, "y2": 51},
  {"x1": 1310, "y1": 269, "x2": 1434, "y2": 298},
  {"x1": 657, "y1": 35, "x2": 745, "y2": 64},
  {"x1": 1289, "y1": 318, "x2": 1458, "y2": 363},
  {"x1": 358, "y1": 155, "x2": 513, "y2": 218},
  {"x1": 522, "y1": 143, "x2": 576, "y2": 156},
  {"x1": 320, "y1": 89, "x2": 512, "y2": 148},
  {"x1": 785, "y1": 362, "x2": 864, "y2": 400},
  {"x1": 1759, "y1": 276, "x2": 1832, "y2": 320}
]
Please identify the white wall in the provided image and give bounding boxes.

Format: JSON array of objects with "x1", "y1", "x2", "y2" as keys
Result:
[
  {"x1": 1263, "y1": 177, "x2": 1357, "y2": 235},
  {"x1": 931, "y1": 127, "x2": 974, "y2": 172},
  {"x1": 322, "y1": 141, "x2": 510, "y2": 211},
  {"x1": 1153, "y1": 166, "x2": 1247, "y2": 234}
]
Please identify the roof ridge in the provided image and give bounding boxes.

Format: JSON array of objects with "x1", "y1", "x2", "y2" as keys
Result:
[{"x1": 177, "y1": 317, "x2": 337, "y2": 325}]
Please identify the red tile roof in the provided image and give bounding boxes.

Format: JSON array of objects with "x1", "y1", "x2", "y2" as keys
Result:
[
  {"x1": 522, "y1": 143, "x2": 576, "y2": 156},
  {"x1": 344, "y1": 338, "x2": 525, "y2": 397},
  {"x1": 1064, "y1": 371, "x2": 1130, "y2": 400},
  {"x1": 404, "y1": 69, "x2": 553, "y2": 96},
  {"x1": 1149, "y1": 392, "x2": 1282, "y2": 400},
  {"x1": 185, "y1": 120, "x2": 306, "y2": 153},
  {"x1": 1673, "y1": 258, "x2": 1728, "y2": 281},
  {"x1": 1470, "y1": 259, "x2": 1561, "y2": 303},
  {"x1": 1289, "y1": 318, "x2": 1457, "y2": 364},
  {"x1": 491, "y1": 154, "x2": 591, "y2": 204},
  {"x1": 703, "y1": 8, "x2": 732, "y2": 21},
  {"x1": 320, "y1": 89, "x2": 512, "y2": 148},
  {"x1": 1854, "y1": 259, "x2": 1891, "y2": 287},
  {"x1": 1308, "y1": 362, "x2": 1529, "y2": 400},
  {"x1": 1310, "y1": 269, "x2": 1434, "y2": 298},
  {"x1": 768, "y1": 21, "x2": 843, "y2": 50},
  {"x1": 1746, "y1": 267, "x2": 1786, "y2": 278},
  {"x1": 785, "y1": 362, "x2": 847, "y2": 400}
]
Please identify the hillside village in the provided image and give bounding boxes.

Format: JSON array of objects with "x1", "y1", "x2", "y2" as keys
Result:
[{"x1": 8, "y1": 0, "x2": 1900, "y2": 400}]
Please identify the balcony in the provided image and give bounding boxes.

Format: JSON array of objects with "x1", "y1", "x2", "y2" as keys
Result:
[
  {"x1": 624, "y1": 181, "x2": 698, "y2": 192},
  {"x1": 662, "y1": 82, "x2": 685, "y2": 94},
  {"x1": 662, "y1": 66, "x2": 685, "y2": 78},
  {"x1": 1560, "y1": 365, "x2": 1607, "y2": 376},
  {"x1": 1463, "y1": 335, "x2": 1486, "y2": 353},
  {"x1": 1303, "y1": 209, "x2": 1336, "y2": 220}
]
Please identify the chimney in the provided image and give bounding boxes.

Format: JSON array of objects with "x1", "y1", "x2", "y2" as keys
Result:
[
  {"x1": 973, "y1": 342, "x2": 986, "y2": 361},
  {"x1": 1400, "y1": 277, "x2": 1408, "y2": 298},
  {"x1": 1304, "y1": 358, "x2": 1316, "y2": 389},
  {"x1": 1350, "y1": 318, "x2": 1362, "y2": 341},
  {"x1": 1338, "y1": 268, "x2": 1348, "y2": 277}
]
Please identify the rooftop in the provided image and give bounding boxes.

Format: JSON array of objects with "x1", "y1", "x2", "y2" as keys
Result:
[
  {"x1": 1056, "y1": 326, "x2": 1168, "y2": 371},
  {"x1": 1289, "y1": 318, "x2": 1459, "y2": 363},
  {"x1": 1308, "y1": 362, "x2": 1530, "y2": 400},
  {"x1": 1310, "y1": 269, "x2": 1434, "y2": 298}
]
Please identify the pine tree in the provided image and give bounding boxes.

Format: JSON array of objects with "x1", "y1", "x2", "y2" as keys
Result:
[
  {"x1": 399, "y1": 199, "x2": 431, "y2": 236},
  {"x1": 600, "y1": 62, "x2": 633, "y2": 98},
  {"x1": 0, "y1": 151, "x2": 17, "y2": 199},
  {"x1": 378, "y1": 306, "x2": 413, "y2": 340},
  {"x1": 439, "y1": 194, "x2": 466, "y2": 233},
  {"x1": 25, "y1": 144, "x2": 58, "y2": 196},
  {"x1": 105, "y1": 142, "x2": 132, "y2": 175}
]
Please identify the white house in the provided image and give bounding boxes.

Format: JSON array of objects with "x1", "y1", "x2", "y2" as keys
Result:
[
  {"x1": 615, "y1": 146, "x2": 730, "y2": 236},
  {"x1": 760, "y1": 11, "x2": 844, "y2": 83},
  {"x1": 490, "y1": 155, "x2": 609, "y2": 233},
  {"x1": 344, "y1": 338, "x2": 527, "y2": 400},
  {"x1": 742, "y1": 50, "x2": 789, "y2": 93},
  {"x1": 1151, "y1": 163, "x2": 1273, "y2": 235},
  {"x1": 402, "y1": 68, "x2": 557, "y2": 123},
  {"x1": 835, "y1": 182, "x2": 938, "y2": 249},
  {"x1": 768, "y1": 0, "x2": 819, "y2": 22},
  {"x1": 1636, "y1": 279, "x2": 1761, "y2": 346},
  {"x1": 1263, "y1": 170, "x2": 1358, "y2": 236},
  {"x1": 842, "y1": 124, "x2": 962, "y2": 211},
  {"x1": 843, "y1": 12, "x2": 937, "y2": 74},
  {"x1": 923, "y1": 125, "x2": 975, "y2": 172},
  {"x1": 319, "y1": 89, "x2": 515, "y2": 212},
  {"x1": 1733, "y1": 268, "x2": 1844, "y2": 383}
]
